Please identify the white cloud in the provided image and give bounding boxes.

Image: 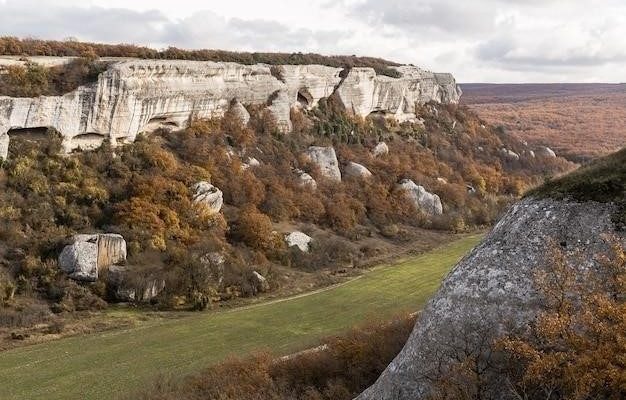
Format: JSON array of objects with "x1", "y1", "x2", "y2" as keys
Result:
[{"x1": 0, "y1": 0, "x2": 624, "y2": 83}]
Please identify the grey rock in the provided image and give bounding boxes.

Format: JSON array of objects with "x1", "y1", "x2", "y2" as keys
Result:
[
  {"x1": 304, "y1": 146, "x2": 341, "y2": 181},
  {"x1": 285, "y1": 231, "x2": 313, "y2": 252},
  {"x1": 59, "y1": 233, "x2": 127, "y2": 282},
  {"x1": 344, "y1": 161, "x2": 372, "y2": 179},
  {"x1": 538, "y1": 146, "x2": 557, "y2": 158},
  {"x1": 357, "y1": 197, "x2": 623, "y2": 400},
  {"x1": 396, "y1": 179, "x2": 443, "y2": 215},
  {"x1": 251, "y1": 271, "x2": 270, "y2": 293},
  {"x1": 192, "y1": 181, "x2": 223, "y2": 215},
  {"x1": 295, "y1": 169, "x2": 317, "y2": 189},
  {"x1": 372, "y1": 142, "x2": 389, "y2": 157}
]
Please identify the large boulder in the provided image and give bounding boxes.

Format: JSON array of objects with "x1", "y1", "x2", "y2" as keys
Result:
[
  {"x1": 285, "y1": 231, "x2": 313, "y2": 252},
  {"x1": 192, "y1": 181, "x2": 224, "y2": 215},
  {"x1": 396, "y1": 179, "x2": 443, "y2": 215},
  {"x1": 357, "y1": 197, "x2": 622, "y2": 400},
  {"x1": 304, "y1": 146, "x2": 341, "y2": 181},
  {"x1": 59, "y1": 233, "x2": 127, "y2": 282},
  {"x1": 344, "y1": 161, "x2": 373, "y2": 179}
]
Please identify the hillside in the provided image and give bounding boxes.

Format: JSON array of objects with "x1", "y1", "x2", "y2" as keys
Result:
[
  {"x1": 357, "y1": 147, "x2": 626, "y2": 400},
  {"x1": 462, "y1": 83, "x2": 626, "y2": 162},
  {"x1": 0, "y1": 88, "x2": 573, "y2": 348}
]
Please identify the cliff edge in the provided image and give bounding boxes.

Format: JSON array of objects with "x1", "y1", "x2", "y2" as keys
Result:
[{"x1": 0, "y1": 60, "x2": 461, "y2": 158}]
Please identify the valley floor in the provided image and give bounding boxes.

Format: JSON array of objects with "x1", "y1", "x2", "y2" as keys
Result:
[{"x1": 0, "y1": 234, "x2": 481, "y2": 400}]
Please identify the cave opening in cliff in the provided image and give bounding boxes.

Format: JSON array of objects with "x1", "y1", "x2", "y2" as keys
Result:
[
  {"x1": 141, "y1": 116, "x2": 180, "y2": 134},
  {"x1": 297, "y1": 89, "x2": 313, "y2": 108}
]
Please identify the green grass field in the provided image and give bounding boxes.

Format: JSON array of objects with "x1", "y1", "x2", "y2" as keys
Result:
[{"x1": 0, "y1": 234, "x2": 481, "y2": 400}]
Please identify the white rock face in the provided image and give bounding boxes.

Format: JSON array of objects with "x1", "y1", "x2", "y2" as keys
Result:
[
  {"x1": 538, "y1": 146, "x2": 557, "y2": 158},
  {"x1": 344, "y1": 161, "x2": 372, "y2": 179},
  {"x1": 336, "y1": 66, "x2": 461, "y2": 120},
  {"x1": 304, "y1": 146, "x2": 341, "y2": 181},
  {"x1": 357, "y1": 197, "x2": 623, "y2": 400},
  {"x1": 397, "y1": 179, "x2": 443, "y2": 215},
  {"x1": 0, "y1": 59, "x2": 460, "y2": 159},
  {"x1": 372, "y1": 142, "x2": 389, "y2": 157},
  {"x1": 285, "y1": 231, "x2": 313, "y2": 252},
  {"x1": 58, "y1": 233, "x2": 127, "y2": 282},
  {"x1": 192, "y1": 181, "x2": 224, "y2": 215}
]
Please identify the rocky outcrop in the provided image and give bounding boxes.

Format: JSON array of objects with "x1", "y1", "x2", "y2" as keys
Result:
[
  {"x1": 357, "y1": 197, "x2": 623, "y2": 400},
  {"x1": 304, "y1": 146, "x2": 341, "y2": 181},
  {"x1": 0, "y1": 59, "x2": 460, "y2": 159},
  {"x1": 285, "y1": 231, "x2": 313, "y2": 252},
  {"x1": 228, "y1": 99, "x2": 250, "y2": 126},
  {"x1": 336, "y1": 67, "x2": 461, "y2": 120},
  {"x1": 192, "y1": 181, "x2": 224, "y2": 215},
  {"x1": 59, "y1": 233, "x2": 126, "y2": 282},
  {"x1": 344, "y1": 161, "x2": 372, "y2": 179},
  {"x1": 396, "y1": 179, "x2": 443, "y2": 215}
]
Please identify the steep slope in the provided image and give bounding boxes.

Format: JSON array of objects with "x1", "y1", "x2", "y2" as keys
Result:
[{"x1": 357, "y1": 149, "x2": 626, "y2": 399}]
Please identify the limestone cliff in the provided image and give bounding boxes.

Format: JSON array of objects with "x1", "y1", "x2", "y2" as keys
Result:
[
  {"x1": 0, "y1": 59, "x2": 461, "y2": 158},
  {"x1": 357, "y1": 196, "x2": 624, "y2": 400}
]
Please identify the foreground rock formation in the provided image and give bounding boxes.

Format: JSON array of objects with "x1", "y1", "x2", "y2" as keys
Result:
[
  {"x1": 0, "y1": 59, "x2": 461, "y2": 158},
  {"x1": 356, "y1": 196, "x2": 623, "y2": 400}
]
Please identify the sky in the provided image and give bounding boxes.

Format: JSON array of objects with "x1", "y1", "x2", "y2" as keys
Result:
[{"x1": 0, "y1": 0, "x2": 624, "y2": 83}]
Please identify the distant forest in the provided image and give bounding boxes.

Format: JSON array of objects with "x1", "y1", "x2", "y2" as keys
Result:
[{"x1": 0, "y1": 37, "x2": 403, "y2": 77}]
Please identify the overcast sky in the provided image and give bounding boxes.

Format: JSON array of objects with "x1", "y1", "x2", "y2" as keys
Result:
[{"x1": 1, "y1": 0, "x2": 624, "y2": 83}]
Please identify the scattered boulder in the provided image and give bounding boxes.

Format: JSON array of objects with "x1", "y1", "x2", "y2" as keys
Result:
[
  {"x1": 285, "y1": 231, "x2": 313, "y2": 252},
  {"x1": 192, "y1": 181, "x2": 224, "y2": 215},
  {"x1": 436, "y1": 177, "x2": 448, "y2": 184},
  {"x1": 295, "y1": 169, "x2": 317, "y2": 189},
  {"x1": 529, "y1": 150, "x2": 536, "y2": 158},
  {"x1": 59, "y1": 233, "x2": 127, "y2": 282},
  {"x1": 251, "y1": 271, "x2": 270, "y2": 293},
  {"x1": 304, "y1": 146, "x2": 341, "y2": 181},
  {"x1": 242, "y1": 157, "x2": 261, "y2": 170},
  {"x1": 372, "y1": 142, "x2": 389, "y2": 157},
  {"x1": 396, "y1": 179, "x2": 443, "y2": 215},
  {"x1": 344, "y1": 161, "x2": 372, "y2": 179},
  {"x1": 500, "y1": 148, "x2": 520, "y2": 161},
  {"x1": 538, "y1": 146, "x2": 557, "y2": 158}
]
